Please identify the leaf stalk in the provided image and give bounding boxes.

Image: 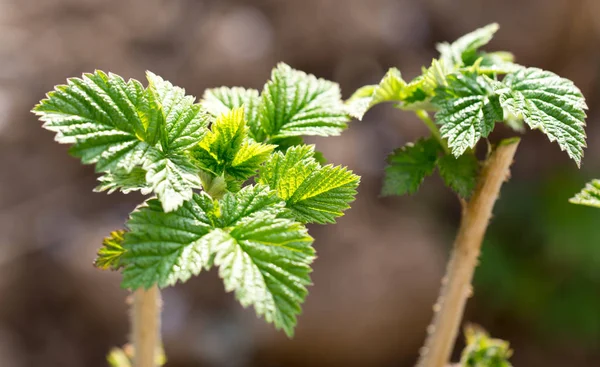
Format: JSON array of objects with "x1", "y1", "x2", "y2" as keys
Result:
[{"x1": 132, "y1": 286, "x2": 162, "y2": 367}]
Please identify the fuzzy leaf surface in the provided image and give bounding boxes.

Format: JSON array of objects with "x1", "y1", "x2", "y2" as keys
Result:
[
  {"x1": 382, "y1": 138, "x2": 440, "y2": 196},
  {"x1": 121, "y1": 185, "x2": 314, "y2": 336},
  {"x1": 494, "y1": 68, "x2": 587, "y2": 165},
  {"x1": 191, "y1": 108, "x2": 275, "y2": 181},
  {"x1": 258, "y1": 145, "x2": 359, "y2": 224},
  {"x1": 260, "y1": 63, "x2": 349, "y2": 138},
  {"x1": 202, "y1": 87, "x2": 263, "y2": 140},
  {"x1": 437, "y1": 153, "x2": 479, "y2": 198},
  {"x1": 433, "y1": 73, "x2": 503, "y2": 157},
  {"x1": 32, "y1": 70, "x2": 149, "y2": 172},
  {"x1": 95, "y1": 230, "x2": 127, "y2": 270},
  {"x1": 437, "y1": 23, "x2": 499, "y2": 69},
  {"x1": 570, "y1": 179, "x2": 600, "y2": 208}
]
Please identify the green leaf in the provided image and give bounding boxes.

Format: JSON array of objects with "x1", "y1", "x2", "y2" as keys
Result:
[
  {"x1": 202, "y1": 86, "x2": 264, "y2": 141},
  {"x1": 460, "y1": 325, "x2": 513, "y2": 367},
  {"x1": 122, "y1": 193, "x2": 217, "y2": 289},
  {"x1": 494, "y1": 67, "x2": 587, "y2": 165},
  {"x1": 95, "y1": 230, "x2": 126, "y2": 270},
  {"x1": 438, "y1": 153, "x2": 479, "y2": 198},
  {"x1": 437, "y1": 23, "x2": 499, "y2": 69},
  {"x1": 570, "y1": 179, "x2": 600, "y2": 208},
  {"x1": 191, "y1": 108, "x2": 275, "y2": 181},
  {"x1": 94, "y1": 166, "x2": 151, "y2": 195},
  {"x1": 433, "y1": 73, "x2": 503, "y2": 157},
  {"x1": 122, "y1": 185, "x2": 315, "y2": 336},
  {"x1": 32, "y1": 70, "x2": 150, "y2": 172},
  {"x1": 260, "y1": 63, "x2": 349, "y2": 138},
  {"x1": 381, "y1": 138, "x2": 441, "y2": 196},
  {"x1": 145, "y1": 72, "x2": 209, "y2": 151},
  {"x1": 258, "y1": 145, "x2": 359, "y2": 224},
  {"x1": 144, "y1": 151, "x2": 202, "y2": 212},
  {"x1": 345, "y1": 68, "x2": 406, "y2": 119}
]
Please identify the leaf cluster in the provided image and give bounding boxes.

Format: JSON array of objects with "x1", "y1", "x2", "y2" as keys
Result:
[
  {"x1": 347, "y1": 23, "x2": 588, "y2": 198},
  {"x1": 33, "y1": 63, "x2": 359, "y2": 336}
]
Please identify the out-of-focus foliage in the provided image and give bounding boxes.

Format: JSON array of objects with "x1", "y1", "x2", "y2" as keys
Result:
[{"x1": 459, "y1": 325, "x2": 512, "y2": 367}]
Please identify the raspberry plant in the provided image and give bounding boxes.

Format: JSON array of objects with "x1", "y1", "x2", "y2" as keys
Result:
[
  {"x1": 571, "y1": 179, "x2": 600, "y2": 208},
  {"x1": 33, "y1": 63, "x2": 359, "y2": 366},
  {"x1": 347, "y1": 23, "x2": 588, "y2": 367}
]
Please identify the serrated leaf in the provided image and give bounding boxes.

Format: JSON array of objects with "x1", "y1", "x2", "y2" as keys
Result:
[
  {"x1": 122, "y1": 193, "x2": 217, "y2": 289},
  {"x1": 570, "y1": 179, "x2": 600, "y2": 208},
  {"x1": 202, "y1": 87, "x2": 264, "y2": 141},
  {"x1": 437, "y1": 23, "x2": 499, "y2": 69},
  {"x1": 346, "y1": 68, "x2": 407, "y2": 119},
  {"x1": 260, "y1": 63, "x2": 349, "y2": 138},
  {"x1": 381, "y1": 138, "x2": 441, "y2": 196},
  {"x1": 145, "y1": 72, "x2": 209, "y2": 151},
  {"x1": 95, "y1": 230, "x2": 127, "y2": 270},
  {"x1": 95, "y1": 166, "x2": 151, "y2": 195},
  {"x1": 144, "y1": 151, "x2": 202, "y2": 212},
  {"x1": 433, "y1": 73, "x2": 503, "y2": 157},
  {"x1": 258, "y1": 145, "x2": 359, "y2": 224},
  {"x1": 32, "y1": 70, "x2": 150, "y2": 172},
  {"x1": 494, "y1": 67, "x2": 587, "y2": 165},
  {"x1": 437, "y1": 153, "x2": 479, "y2": 198},
  {"x1": 191, "y1": 108, "x2": 275, "y2": 181},
  {"x1": 122, "y1": 185, "x2": 314, "y2": 336},
  {"x1": 460, "y1": 325, "x2": 513, "y2": 367}
]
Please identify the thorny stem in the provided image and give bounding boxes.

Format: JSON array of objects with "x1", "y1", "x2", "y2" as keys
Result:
[
  {"x1": 132, "y1": 286, "x2": 162, "y2": 367},
  {"x1": 416, "y1": 137, "x2": 520, "y2": 367},
  {"x1": 415, "y1": 110, "x2": 450, "y2": 154}
]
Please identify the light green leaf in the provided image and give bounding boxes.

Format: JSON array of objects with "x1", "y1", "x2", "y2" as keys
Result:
[
  {"x1": 346, "y1": 68, "x2": 407, "y2": 119},
  {"x1": 191, "y1": 108, "x2": 275, "y2": 181},
  {"x1": 570, "y1": 179, "x2": 600, "y2": 208},
  {"x1": 144, "y1": 151, "x2": 203, "y2": 212},
  {"x1": 258, "y1": 145, "x2": 359, "y2": 224},
  {"x1": 460, "y1": 325, "x2": 513, "y2": 367},
  {"x1": 260, "y1": 63, "x2": 349, "y2": 138},
  {"x1": 122, "y1": 185, "x2": 315, "y2": 336},
  {"x1": 32, "y1": 70, "x2": 150, "y2": 172},
  {"x1": 122, "y1": 193, "x2": 216, "y2": 289},
  {"x1": 202, "y1": 87, "x2": 263, "y2": 141},
  {"x1": 381, "y1": 138, "x2": 441, "y2": 196},
  {"x1": 95, "y1": 230, "x2": 127, "y2": 270},
  {"x1": 433, "y1": 73, "x2": 503, "y2": 157},
  {"x1": 437, "y1": 23, "x2": 499, "y2": 69},
  {"x1": 493, "y1": 67, "x2": 587, "y2": 165},
  {"x1": 145, "y1": 72, "x2": 209, "y2": 151},
  {"x1": 94, "y1": 167, "x2": 151, "y2": 195},
  {"x1": 437, "y1": 153, "x2": 479, "y2": 198}
]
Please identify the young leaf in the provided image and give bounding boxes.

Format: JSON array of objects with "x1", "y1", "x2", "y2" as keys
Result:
[
  {"x1": 260, "y1": 63, "x2": 349, "y2": 138},
  {"x1": 493, "y1": 68, "x2": 587, "y2": 165},
  {"x1": 202, "y1": 87, "x2": 263, "y2": 141},
  {"x1": 122, "y1": 185, "x2": 315, "y2": 336},
  {"x1": 437, "y1": 153, "x2": 479, "y2": 198},
  {"x1": 381, "y1": 138, "x2": 440, "y2": 196},
  {"x1": 144, "y1": 151, "x2": 203, "y2": 212},
  {"x1": 437, "y1": 23, "x2": 499, "y2": 69},
  {"x1": 569, "y1": 179, "x2": 600, "y2": 208},
  {"x1": 345, "y1": 68, "x2": 406, "y2": 119},
  {"x1": 95, "y1": 167, "x2": 151, "y2": 195},
  {"x1": 32, "y1": 70, "x2": 149, "y2": 172},
  {"x1": 95, "y1": 230, "x2": 127, "y2": 270},
  {"x1": 145, "y1": 72, "x2": 209, "y2": 151},
  {"x1": 459, "y1": 325, "x2": 513, "y2": 367},
  {"x1": 433, "y1": 73, "x2": 503, "y2": 157},
  {"x1": 258, "y1": 145, "x2": 359, "y2": 224},
  {"x1": 191, "y1": 108, "x2": 275, "y2": 181}
]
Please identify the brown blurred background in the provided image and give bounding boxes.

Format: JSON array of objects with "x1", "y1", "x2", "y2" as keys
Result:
[{"x1": 1, "y1": 0, "x2": 600, "y2": 366}]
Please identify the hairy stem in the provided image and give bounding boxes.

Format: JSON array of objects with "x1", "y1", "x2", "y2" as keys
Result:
[
  {"x1": 132, "y1": 286, "x2": 162, "y2": 367},
  {"x1": 416, "y1": 137, "x2": 520, "y2": 367},
  {"x1": 415, "y1": 110, "x2": 449, "y2": 154}
]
